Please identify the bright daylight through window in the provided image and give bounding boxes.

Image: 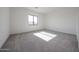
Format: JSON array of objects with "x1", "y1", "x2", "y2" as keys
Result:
[
  {"x1": 34, "y1": 31, "x2": 57, "y2": 42},
  {"x1": 28, "y1": 15, "x2": 38, "y2": 25}
]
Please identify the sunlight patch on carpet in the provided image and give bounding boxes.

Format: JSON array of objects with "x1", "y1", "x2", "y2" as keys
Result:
[{"x1": 33, "y1": 31, "x2": 57, "y2": 42}]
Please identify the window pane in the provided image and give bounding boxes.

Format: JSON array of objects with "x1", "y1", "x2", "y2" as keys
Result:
[
  {"x1": 28, "y1": 15, "x2": 33, "y2": 24},
  {"x1": 34, "y1": 16, "x2": 38, "y2": 24}
]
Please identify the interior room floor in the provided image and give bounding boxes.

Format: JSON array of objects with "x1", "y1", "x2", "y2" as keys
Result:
[{"x1": 2, "y1": 29, "x2": 78, "y2": 52}]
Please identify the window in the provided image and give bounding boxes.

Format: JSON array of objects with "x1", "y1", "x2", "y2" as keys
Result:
[{"x1": 28, "y1": 15, "x2": 38, "y2": 25}]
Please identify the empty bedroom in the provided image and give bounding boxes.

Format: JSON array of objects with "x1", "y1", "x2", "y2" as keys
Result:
[{"x1": 0, "y1": 7, "x2": 79, "y2": 52}]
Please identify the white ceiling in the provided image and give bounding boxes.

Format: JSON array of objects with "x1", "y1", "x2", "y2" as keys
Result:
[{"x1": 26, "y1": 7, "x2": 59, "y2": 14}]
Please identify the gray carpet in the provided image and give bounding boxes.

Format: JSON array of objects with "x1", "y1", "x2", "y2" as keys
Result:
[{"x1": 2, "y1": 29, "x2": 78, "y2": 52}]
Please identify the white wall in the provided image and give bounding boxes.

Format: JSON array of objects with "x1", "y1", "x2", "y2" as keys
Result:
[
  {"x1": 76, "y1": 17, "x2": 79, "y2": 49},
  {"x1": 45, "y1": 8, "x2": 76, "y2": 35},
  {"x1": 10, "y1": 8, "x2": 44, "y2": 34},
  {"x1": 0, "y1": 8, "x2": 10, "y2": 48},
  {"x1": 75, "y1": 8, "x2": 79, "y2": 49}
]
